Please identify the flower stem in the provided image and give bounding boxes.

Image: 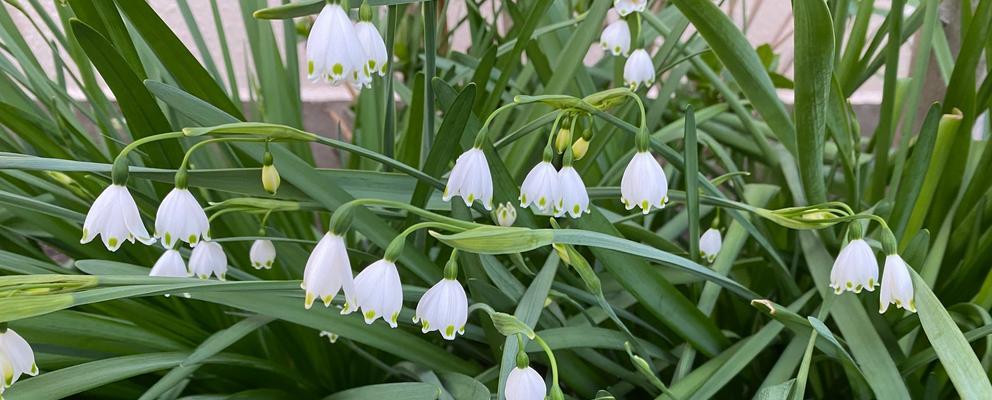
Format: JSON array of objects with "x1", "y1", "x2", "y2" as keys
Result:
[{"x1": 111, "y1": 131, "x2": 185, "y2": 185}]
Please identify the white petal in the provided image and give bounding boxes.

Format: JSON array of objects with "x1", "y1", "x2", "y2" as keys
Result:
[
  {"x1": 519, "y1": 162, "x2": 561, "y2": 214},
  {"x1": 0, "y1": 329, "x2": 37, "y2": 385},
  {"x1": 352, "y1": 259, "x2": 403, "y2": 327},
  {"x1": 415, "y1": 279, "x2": 468, "y2": 340},
  {"x1": 557, "y1": 167, "x2": 589, "y2": 218},
  {"x1": 614, "y1": 0, "x2": 647, "y2": 16},
  {"x1": 621, "y1": 152, "x2": 668, "y2": 213},
  {"x1": 149, "y1": 249, "x2": 188, "y2": 277},
  {"x1": 155, "y1": 188, "x2": 210, "y2": 248},
  {"x1": 829, "y1": 239, "x2": 879, "y2": 294},
  {"x1": 189, "y1": 241, "x2": 227, "y2": 280},
  {"x1": 879, "y1": 255, "x2": 915, "y2": 313},
  {"x1": 624, "y1": 49, "x2": 655, "y2": 89},
  {"x1": 306, "y1": 5, "x2": 334, "y2": 80},
  {"x1": 506, "y1": 366, "x2": 546, "y2": 400},
  {"x1": 302, "y1": 233, "x2": 355, "y2": 309},
  {"x1": 444, "y1": 148, "x2": 493, "y2": 210},
  {"x1": 354, "y1": 21, "x2": 388, "y2": 76},
  {"x1": 250, "y1": 240, "x2": 277, "y2": 269},
  {"x1": 699, "y1": 228, "x2": 722, "y2": 263},
  {"x1": 600, "y1": 19, "x2": 631, "y2": 56}
]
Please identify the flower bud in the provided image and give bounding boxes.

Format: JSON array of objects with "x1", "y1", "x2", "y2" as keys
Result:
[
  {"x1": 554, "y1": 126, "x2": 572, "y2": 154},
  {"x1": 261, "y1": 152, "x2": 280, "y2": 195},
  {"x1": 430, "y1": 227, "x2": 553, "y2": 254},
  {"x1": 495, "y1": 202, "x2": 517, "y2": 227},
  {"x1": 571, "y1": 137, "x2": 590, "y2": 160}
]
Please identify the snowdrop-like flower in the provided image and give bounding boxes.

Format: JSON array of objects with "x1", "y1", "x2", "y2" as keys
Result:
[
  {"x1": 302, "y1": 233, "x2": 356, "y2": 310},
  {"x1": 624, "y1": 49, "x2": 655, "y2": 89},
  {"x1": 519, "y1": 161, "x2": 561, "y2": 215},
  {"x1": 620, "y1": 152, "x2": 669, "y2": 213},
  {"x1": 306, "y1": 4, "x2": 371, "y2": 87},
  {"x1": 354, "y1": 21, "x2": 388, "y2": 77},
  {"x1": 495, "y1": 202, "x2": 517, "y2": 227},
  {"x1": 699, "y1": 228, "x2": 722, "y2": 263},
  {"x1": 614, "y1": 0, "x2": 647, "y2": 16},
  {"x1": 319, "y1": 330, "x2": 339, "y2": 343},
  {"x1": 0, "y1": 328, "x2": 38, "y2": 391},
  {"x1": 250, "y1": 240, "x2": 276, "y2": 269},
  {"x1": 880, "y1": 255, "x2": 916, "y2": 313},
  {"x1": 344, "y1": 259, "x2": 403, "y2": 327},
  {"x1": 81, "y1": 184, "x2": 154, "y2": 251},
  {"x1": 188, "y1": 240, "x2": 227, "y2": 280},
  {"x1": 557, "y1": 166, "x2": 590, "y2": 218},
  {"x1": 414, "y1": 279, "x2": 468, "y2": 340},
  {"x1": 443, "y1": 148, "x2": 493, "y2": 210},
  {"x1": 155, "y1": 188, "x2": 210, "y2": 248},
  {"x1": 600, "y1": 19, "x2": 631, "y2": 56},
  {"x1": 149, "y1": 249, "x2": 188, "y2": 277},
  {"x1": 506, "y1": 366, "x2": 546, "y2": 400},
  {"x1": 829, "y1": 239, "x2": 879, "y2": 294}
]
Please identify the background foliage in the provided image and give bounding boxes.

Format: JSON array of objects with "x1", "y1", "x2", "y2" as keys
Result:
[{"x1": 0, "y1": 0, "x2": 991, "y2": 399}]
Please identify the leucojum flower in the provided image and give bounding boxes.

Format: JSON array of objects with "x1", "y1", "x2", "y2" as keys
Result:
[
  {"x1": 519, "y1": 161, "x2": 561, "y2": 215},
  {"x1": 415, "y1": 254, "x2": 468, "y2": 340},
  {"x1": 444, "y1": 147, "x2": 494, "y2": 210},
  {"x1": 155, "y1": 187, "x2": 210, "y2": 248},
  {"x1": 306, "y1": 3, "x2": 371, "y2": 88},
  {"x1": 495, "y1": 202, "x2": 517, "y2": 227},
  {"x1": 354, "y1": 3, "x2": 388, "y2": 78},
  {"x1": 600, "y1": 19, "x2": 631, "y2": 56},
  {"x1": 189, "y1": 240, "x2": 228, "y2": 280},
  {"x1": 250, "y1": 239, "x2": 276, "y2": 269},
  {"x1": 302, "y1": 233, "x2": 356, "y2": 309},
  {"x1": 0, "y1": 328, "x2": 38, "y2": 393},
  {"x1": 699, "y1": 228, "x2": 722, "y2": 263},
  {"x1": 149, "y1": 249, "x2": 188, "y2": 278},
  {"x1": 621, "y1": 151, "x2": 669, "y2": 214},
  {"x1": 345, "y1": 259, "x2": 403, "y2": 327},
  {"x1": 614, "y1": 0, "x2": 647, "y2": 16},
  {"x1": 829, "y1": 238, "x2": 878, "y2": 294},
  {"x1": 506, "y1": 365, "x2": 546, "y2": 400},
  {"x1": 880, "y1": 254, "x2": 916, "y2": 313},
  {"x1": 81, "y1": 184, "x2": 155, "y2": 251},
  {"x1": 624, "y1": 49, "x2": 655, "y2": 89}
]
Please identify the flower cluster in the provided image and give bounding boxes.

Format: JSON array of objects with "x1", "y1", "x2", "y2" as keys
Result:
[
  {"x1": 830, "y1": 224, "x2": 915, "y2": 313},
  {"x1": 599, "y1": 5, "x2": 656, "y2": 89},
  {"x1": 306, "y1": 3, "x2": 387, "y2": 90}
]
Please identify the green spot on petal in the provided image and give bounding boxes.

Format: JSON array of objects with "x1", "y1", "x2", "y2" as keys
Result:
[
  {"x1": 188, "y1": 235, "x2": 197, "y2": 244},
  {"x1": 332, "y1": 63, "x2": 344, "y2": 76},
  {"x1": 308, "y1": 60, "x2": 314, "y2": 74},
  {"x1": 573, "y1": 204, "x2": 580, "y2": 215},
  {"x1": 108, "y1": 237, "x2": 118, "y2": 248},
  {"x1": 445, "y1": 325, "x2": 455, "y2": 337},
  {"x1": 364, "y1": 310, "x2": 376, "y2": 320}
]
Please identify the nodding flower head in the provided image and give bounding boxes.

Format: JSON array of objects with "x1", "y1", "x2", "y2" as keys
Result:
[
  {"x1": 414, "y1": 278, "x2": 468, "y2": 340},
  {"x1": 623, "y1": 49, "x2": 655, "y2": 90},
  {"x1": 0, "y1": 328, "x2": 38, "y2": 390},
  {"x1": 250, "y1": 239, "x2": 276, "y2": 269},
  {"x1": 354, "y1": 21, "x2": 388, "y2": 77},
  {"x1": 519, "y1": 161, "x2": 562, "y2": 216},
  {"x1": 155, "y1": 187, "x2": 210, "y2": 249},
  {"x1": 443, "y1": 148, "x2": 494, "y2": 210},
  {"x1": 699, "y1": 228, "x2": 723, "y2": 263},
  {"x1": 306, "y1": 4, "x2": 371, "y2": 88},
  {"x1": 149, "y1": 249, "x2": 188, "y2": 278},
  {"x1": 505, "y1": 365, "x2": 547, "y2": 400},
  {"x1": 302, "y1": 233, "x2": 356, "y2": 310},
  {"x1": 879, "y1": 254, "x2": 916, "y2": 313},
  {"x1": 188, "y1": 240, "x2": 228, "y2": 280},
  {"x1": 345, "y1": 259, "x2": 403, "y2": 327},
  {"x1": 620, "y1": 151, "x2": 669, "y2": 214},
  {"x1": 81, "y1": 184, "x2": 154, "y2": 251},
  {"x1": 614, "y1": 0, "x2": 647, "y2": 16},
  {"x1": 829, "y1": 239, "x2": 879, "y2": 295},
  {"x1": 557, "y1": 166, "x2": 590, "y2": 218},
  {"x1": 600, "y1": 19, "x2": 631, "y2": 56}
]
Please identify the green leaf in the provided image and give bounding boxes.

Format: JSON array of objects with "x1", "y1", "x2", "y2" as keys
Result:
[
  {"x1": 323, "y1": 383, "x2": 440, "y2": 400},
  {"x1": 793, "y1": 0, "x2": 834, "y2": 204}
]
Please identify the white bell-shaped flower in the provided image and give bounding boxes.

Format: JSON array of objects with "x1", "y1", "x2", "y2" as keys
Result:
[
  {"x1": 624, "y1": 49, "x2": 655, "y2": 89},
  {"x1": 414, "y1": 278, "x2": 468, "y2": 340},
  {"x1": 354, "y1": 21, "x2": 388, "y2": 77},
  {"x1": 302, "y1": 233, "x2": 356, "y2": 310},
  {"x1": 81, "y1": 184, "x2": 154, "y2": 251},
  {"x1": 319, "y1": 330, "x2": 339, "y2": 343},
  {"x1": 620, "y1": 151, "x2": 669, "y2": 214},
  {"x1": 519, "y1": 161, "x2": 562, "y2": 215},
  {"x1": 306, "y1": 4, "x2": 371, "y2": 87},
  {"x1": 699, "y1": 228, "x2": 722, "y2": 263},
  {"x1": 879, "y1": 254, "x2": 916, "y2": 313},
  {"x1": 614, "y1": 0, "x2": 647, "y2": 16},
  {"x1": 345, "y1": 259, "x2": 403, "y2": 327},
  {"x1": 188, "y1": 240, "x2": 228, "y2": 280},
  {"x1": 443, "y1": 148, "x2": 493, "y2": 210},
  {"x1": 155, "y1": 188, "x2": 210, "y2": 249},
  {"x1": 829, "y1": 239, "x2": 879, "y2": 294},
  {"x1": 0, "y1": 328, "x2": 37, "y2": 390},
  {"x1": 250, "y1": 239, "x2": 276, "y2": 269},
  {"x1": 600, "y1": 19, "x2": 631, "y2": 56},
  {"x1": 495, "y1": 202, "x2": 517, "y2": 227},
  {"x1": 506, "y1": 366, "x2": 546, "y2": 400},
  {"x1": 149, "y1": 249, "x2": 188, "y2": 277},
  {"x1": 557, "y1": 166, "x2": 590, "y2": 218}
]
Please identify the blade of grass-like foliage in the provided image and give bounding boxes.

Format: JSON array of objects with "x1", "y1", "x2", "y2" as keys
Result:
[
  {"x1": 889, "y1": 104, "x2": 941, "y2": 239},
  {"x1": 901, "y1": 110, "x2": 963, "y2": 248},
  {"x1": 793, "y1": 0, "x2": 834, "y2": 204},
  {"x1": 323, "y1": 383, "x2": 440, "y2": 400},
  {"x1": 480, "y1": 0, "x2": 552, "y2": 114},
  {"x1": 867, "y1": 0, "x2": 905, "y2": 203},
  {"x1": 253, "y1": 0, "x2": 427, "y2": 19},
  {"x1": 422, "y1": 0, "x2": 437, "y2": 148},
  {"x1": 911, "y1": 269, "x2": 992, "y2": 398},
  {"x1": 407, "y1": 81, "x2": 474, "y2": 216},
  {"x1": 684, "y1": 106, "x2": 700, "y2": 263},
  {"x1": 670, "y1": 0, "x2": 796, "y2": 156}
]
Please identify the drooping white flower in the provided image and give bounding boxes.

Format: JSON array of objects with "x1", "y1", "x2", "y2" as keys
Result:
[
  {"x1": 81, "y1": 184, "x2": 154, "y2": 251},
  {"x1": 495, "y1": 202, "x2": 517, "y2": 227},
  {"x1": 557, "y1": 166, "x2": 590, "y2": 218},
  {"x1": 624, "y1": 49, "x2": 655, "y2": 89},
  {"x1": 319, "y1": 330, "x2": 339, "y2": 343},
  {"x1": 506, "y1": 366, "x2": 546, "y2": 400},
  {"x1": 614, "y1": 0, "x2": 647, "y2": 16},
  {"x1": 345, "y1": 259, "x2": 403, "y2": 327},
  {"x1": 519, "y1": 161, "x2": 561, "y2": 215},
  {"x1": 354, "y1": 21, "x2": 388, "y2": 77},
  {"x1": 414, "y1": 278, "x2": 468, "y2": 340},
  {"x1": 188, "y1": 240, "x2": 228, "y2": 280},
  {"x1": 302, "y1": 233, "x2": 356, "y2": 310},
  {"x1": 149, "y1": 249, "x2": 188, "y2": 278},
  {"x1": 306, "y1": 4, "x2": 371, "y2": 87},
  {"x1": 829, "y1": 239, "x2": 879, "y2": 294},
  {"x1": 250, "y1": 239, "x2": 276, "y2": 269},
  {"x1": 0, "y1": 328, "x2": 38, "y2": 391},
  {"x1": 620, "y1": 151, "x2": 669, "y2": 214},
  {"x1": 600, "y1": 19, "x2": 631, "y2": 56},
  {"x1": 443, "y1": 148, "x2": 493, "y2": 210},
  {"x1": 879, "y1": 255, "x2": 916, "y2": 313},
  {"x1": 155, "y1": 188, "x2": 210, "y2": 248},
  {"x1": 699, "y1": 228, "x2": 722, "y2": 263}
]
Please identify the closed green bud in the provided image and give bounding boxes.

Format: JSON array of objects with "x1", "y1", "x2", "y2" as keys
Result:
[
  {"x1": 571, "y1": 137, "x2": 590, "y2": 160},
  {"x1": 429, "y1": 227, "x2": 553, "y2": 254},
  {"x1": 555, "y1": 126, "x2": 572, "y2": 154},
  {"x1": 261, "y1": 152, "x2": 280, "y2": 195}
]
